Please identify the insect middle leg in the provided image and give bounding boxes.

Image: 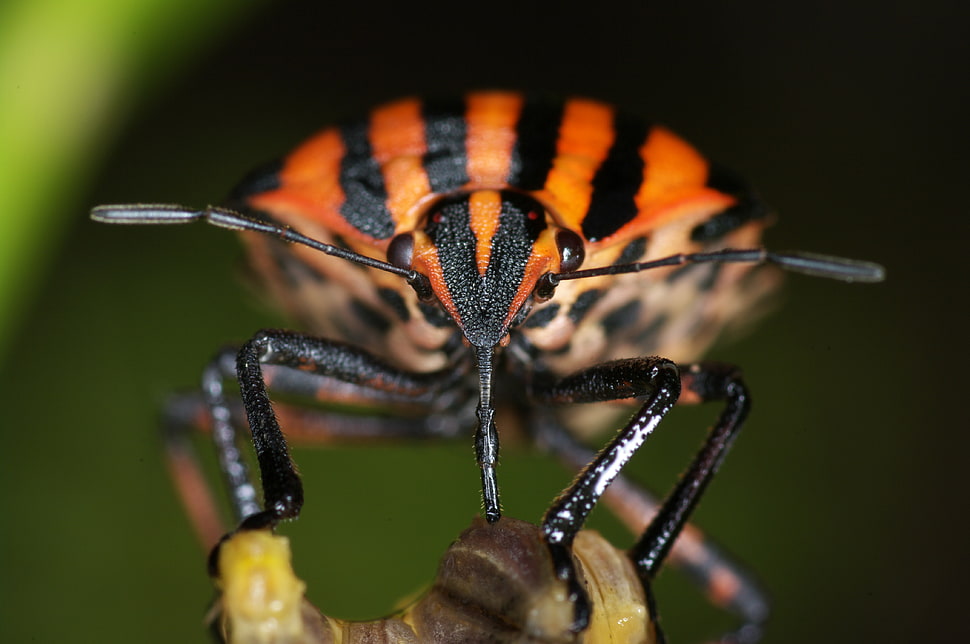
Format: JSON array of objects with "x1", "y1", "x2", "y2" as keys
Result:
[{"x1": 528, "y1": 356, "x2": 682, "y2": 633}]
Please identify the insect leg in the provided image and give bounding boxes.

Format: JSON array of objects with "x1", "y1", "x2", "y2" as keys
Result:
[
  {"x1": 629, "y1": 361, "x2": 766, "y2": 644},
  {"x1": 161, "y1": 389, "x2": 462, "y2": 549},
  {"x1": 162, "y1": 392, "x2": 233, "y2": 549},
  {"x1": 535, "y1": 413, "x2": 769, "y2": 638},
  {"x1": 531, "y1": 357, "x2": 682, "y2": 632},
  {"x1": 204, "y1": 329, "x2": 460, "y2": 531}
]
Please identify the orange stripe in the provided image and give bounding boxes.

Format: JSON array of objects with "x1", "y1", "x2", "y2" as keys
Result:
[
  {"x1": 410, "y1": 231, "x2": 461, "y2": 327},
  {"x1": 369, "y1": 98, "x2": 433, "y2": 231},
  {"x1": 468, "y1": 190, "x2": 503, "y2": 276},
  {"x1": 541, "y1": 99, "x2": 615, "y2": 230},
  {"x1": 251, "y1": 128, "x2": 356, "y2": 234},
  {"x1": 634, "y1": 126, "x2": 714, "y2": 220},
  {"x1": 465, "y1": 92, "x2": 524, "y2": 186},
  {"x1": 504, "y1": 228, "x2": 558, "y2": 329}
]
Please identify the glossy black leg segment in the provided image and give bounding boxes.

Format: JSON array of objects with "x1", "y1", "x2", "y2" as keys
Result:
[
  {"x1": 535, "y1": 412, "x2": 768, "y2": 641},
  {"x1": 208, "y1": 328, "x2": 460, "y2": 530},
  {"x1": 533, "y1": 357, "x2": 681, "y2": 632},
  {"x1": 629, "y1": 362, "x2": 766, "y2": 644},
  {"x1": 537, "y1": 357, "x2": 681, "y2": 545}
]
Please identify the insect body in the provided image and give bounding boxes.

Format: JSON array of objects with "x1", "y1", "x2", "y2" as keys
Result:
[{"x1": 92, "y1": 91, "x2": 883, "y2": 641}]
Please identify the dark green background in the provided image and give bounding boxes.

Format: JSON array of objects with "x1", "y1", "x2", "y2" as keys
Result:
[{"x1": 1, "y1": 1, "x2": 965, "y2": 642}]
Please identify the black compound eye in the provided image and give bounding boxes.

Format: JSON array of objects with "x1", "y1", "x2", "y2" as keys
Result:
[
  {"x1": 386, "y1": 232, "x2": 415, "y2": 269},
  {"x1": 556, "y1": 229, "x2": 586, "y2": 273}
]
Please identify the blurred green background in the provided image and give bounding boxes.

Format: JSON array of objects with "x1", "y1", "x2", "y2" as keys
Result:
[{"x1": 1, "y1": 1, "x2": 965, "y2": 642}]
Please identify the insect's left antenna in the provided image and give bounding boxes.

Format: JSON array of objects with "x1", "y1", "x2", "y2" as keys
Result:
[{"x1": 91, "y1": 204, "x2": 433, "y2": 298}]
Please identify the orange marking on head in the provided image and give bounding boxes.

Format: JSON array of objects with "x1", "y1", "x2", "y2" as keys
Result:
[
  {"x1": 542, "y1": 99, "x2": 615, "y2": 229},
  {"x1": 369, "y1": 98, "x2": 433, "y2": 229},
  {"x1": 466, "y1": 92, "x2": 524, "y2": 185},
  {"x1": 469, "y1": 190, "x2": 503, "y2": 276},
  {"x1": 503, "y1": 227, "x2": 558, "y2": 329},
  {"x1": 410, "y1": 232, "x2": 461, "y2": 327}
]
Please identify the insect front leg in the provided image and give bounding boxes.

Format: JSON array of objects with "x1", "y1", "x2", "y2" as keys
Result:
[
  {"x1": 203, "y1": 328, "x2": 462, "y2": 531},
  {"x1": 529, "y1": 356, "x2": 682, "y2": 633}
]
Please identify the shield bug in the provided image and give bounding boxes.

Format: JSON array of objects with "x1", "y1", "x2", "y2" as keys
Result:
[{"x1": 92, "y1": 92, "x2": 883, "y2": 640}]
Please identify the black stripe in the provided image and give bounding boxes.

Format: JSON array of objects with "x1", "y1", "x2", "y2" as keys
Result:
[
  {"x1": 378, "y1": 287, "x2": 410, "y2": 322},
  {"x1": 508, "y1": 97, "x2": 565, "y2": 190},
  {"x1": 338, "y1": 121, "x2": 396, "y2": 239},
  {"x1": 418, "y1": 301, "x2": 455, "y2": 328},
  {"x1": 567, "y1": 289, "x2": 604, "y2": 325},
  {"x1": 422, "y1": 97, "x2": 469, "y2": 192},
  {"x1": 523, "y1": 303, "x2": 561, "y2": 329},
  {"x1": 614, "y1": 236, "x2": 649, "y2": 265},
  {"x1": 229, "y1": 158, "x2": 283, "y2": 201},
  {"x1": 582, "y1": 113, "x2": 651, "y2": 242},
  {"x1": 601, "y1": 299, "x2": 642, "y2": 334},
  {"x1": 350, "y1": 298, "x2": 391, "y2": 333},
  {"x1": 691, "y1": 163, "x2": 769, "y2": 242}
]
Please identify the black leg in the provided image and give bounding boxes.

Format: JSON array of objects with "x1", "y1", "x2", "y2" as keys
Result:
[
  {"x1": 535, "y1": 410, "x2": 769, "y2": 640},
  {"x1": 202, "y1": 349, "x2": 262, "y2": 525},
  {"x1": 161, "y1": 388, "x2": 464, "y2": 548},
  {"x1": 629, "y1": 361, "x2": 767, "y2": 644},
  {"x1": 203, "y1": 329, "x2": 462, "y2": 530},
  {"x1": 531, "y1": 356, "x2": 682, "y2": 632}
]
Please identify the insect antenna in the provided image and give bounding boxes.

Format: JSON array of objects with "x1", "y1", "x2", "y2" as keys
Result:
[
  {"x1": 540, "y1": 247, "x2": 885, "y2": 295},
  {"x1": 90, "y1": 204, "x2": 433, "y2": 298}
]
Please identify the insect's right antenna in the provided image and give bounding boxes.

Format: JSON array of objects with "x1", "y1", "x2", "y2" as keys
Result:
[
  {"x1": 548, "y1": 248, "x2": 886, "y2": 286},
  {"x1": 90, "y1": 204, "x2": 433, "y2": 298}
]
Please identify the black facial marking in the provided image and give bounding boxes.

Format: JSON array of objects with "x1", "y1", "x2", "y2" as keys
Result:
[{"x1": 427, "y1": 191, "x2": 548, "y2": 347}]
